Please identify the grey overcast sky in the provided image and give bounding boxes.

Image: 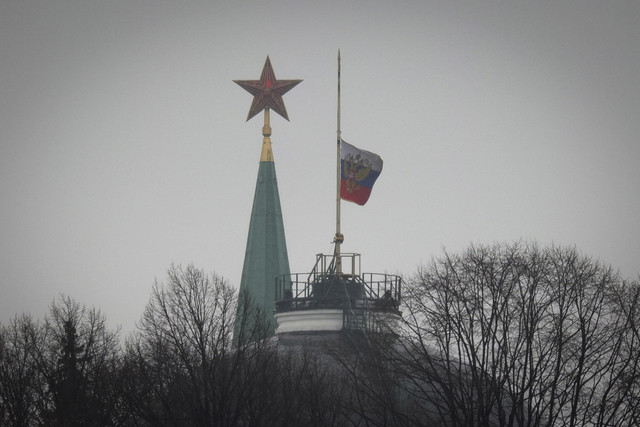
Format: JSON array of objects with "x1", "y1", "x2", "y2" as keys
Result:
[{"x1": 2, "y1": 1, "x2": 639, "y2": 334}]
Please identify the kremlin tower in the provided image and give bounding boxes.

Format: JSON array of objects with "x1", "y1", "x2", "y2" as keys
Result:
[{"x1": 233, "y1": 56, "x2": 301, "y2": 342}]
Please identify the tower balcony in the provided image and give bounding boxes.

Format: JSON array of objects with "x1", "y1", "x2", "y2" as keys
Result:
[{"x1": 274, "y1": 253, "x2": 401, "y2": 334}]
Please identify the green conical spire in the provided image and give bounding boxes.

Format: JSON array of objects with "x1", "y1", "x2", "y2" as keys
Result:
[{"x1": 235, "y1": 148, "x2": 290, "y2": 342}]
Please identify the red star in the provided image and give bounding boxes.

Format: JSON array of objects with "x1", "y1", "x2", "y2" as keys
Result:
[{"x1": 234, "y1": 56, "x2": 302, "y2": 122}]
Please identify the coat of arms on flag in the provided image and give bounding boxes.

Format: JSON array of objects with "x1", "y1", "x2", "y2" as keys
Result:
[{"x1": 340, "y1": 140, "x2": 383, "y2": 206}]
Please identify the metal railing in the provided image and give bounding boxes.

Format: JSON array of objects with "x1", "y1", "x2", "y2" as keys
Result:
[{"x1": 274, "y1": 253, "x2": 401, "y2": 315}]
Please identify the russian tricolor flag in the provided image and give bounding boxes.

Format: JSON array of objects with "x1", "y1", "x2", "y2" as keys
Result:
[{"x1": 340, "y1": 140, "x2": 383, "y2": 206}]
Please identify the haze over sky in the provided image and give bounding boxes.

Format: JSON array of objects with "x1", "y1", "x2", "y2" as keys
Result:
[{"x1": 2, "y1": 1, "x2": 639, "y2": 334}]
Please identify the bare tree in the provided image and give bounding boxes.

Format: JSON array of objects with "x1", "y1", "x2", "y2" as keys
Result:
[
  {"x1": 0, "y1": 296, "x2": 122, "y2": 426},
  {"x1": 39, "y1": 296, "x2": 122, "y2": 426},
  {"x1": 122, "y1": 264, "x2": 281, "y2": 426},
  {"x1": 395, "y1": 242, "x2": 639, "y2": 427},
  {"x1": 591, "y1": 280, "x2": 640, "y2": 425},
  {"x1": 123, "y1": 264, "x2": 365, "y2": 426},
  {"x1": 0, "y1": 314, "x2": 43, "y2": 426}
]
